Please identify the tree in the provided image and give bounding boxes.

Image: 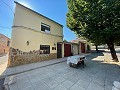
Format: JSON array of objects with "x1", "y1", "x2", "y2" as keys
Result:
[
  {"x1": 66, "y1": 0, "x2": 120, "y2": 62},
  {"x1": 63, "y1": 39, "x2": 68, "y2": 42}
]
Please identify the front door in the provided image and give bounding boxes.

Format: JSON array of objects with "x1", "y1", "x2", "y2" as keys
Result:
[{"x1": 57, "y1": 43, "x2": 62, "y2": 58}]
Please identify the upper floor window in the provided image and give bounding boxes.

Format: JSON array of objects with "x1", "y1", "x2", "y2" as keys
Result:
[{"x1": 41, "y1": 23, "x2": 50, "y2": 33}]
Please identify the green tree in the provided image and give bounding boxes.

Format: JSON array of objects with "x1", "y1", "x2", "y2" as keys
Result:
[
  {"x1": 63, "y1": 39, "x2": 68, "y2": 42},
  {"x1": 66, "y1": 0, "x2": 120, "y2": 62}
]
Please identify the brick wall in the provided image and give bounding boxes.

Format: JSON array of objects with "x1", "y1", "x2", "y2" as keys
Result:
[
  {"x1": 0, "y1": 34, "x2": 10, "y2": 54},
  {"x1": 8, "y1": 48, "x2": 57, "y2": 67}
]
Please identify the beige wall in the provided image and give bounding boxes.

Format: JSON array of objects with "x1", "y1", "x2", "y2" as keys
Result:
[
  {"x1": 11, "y1": 3, "x2": 63, "y2": 53},
  {"x1": 62, "y1": 43, "x2": 64, "y2": 57},
  {"x1": 72, "y1": 44, "x2": 79, "y2": 55},
  {"x1": 13, "y1": 4, "x2": 63, "y2": 36}
]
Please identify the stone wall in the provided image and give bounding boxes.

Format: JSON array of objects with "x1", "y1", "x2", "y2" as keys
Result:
[{"x1": 8, "y1": 48, "x2": 57, "y2": 67}]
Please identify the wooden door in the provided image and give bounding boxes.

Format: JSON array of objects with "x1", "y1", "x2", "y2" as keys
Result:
[
  {"x1": 57, "y1": 44, "x2": 62, "y2": 58},
  {"x1": 81, "y1": 43, "x2": 85, "y2": 53},
  {"x1": 64, "y1": 44, "x2": 71, "y2": 57}
]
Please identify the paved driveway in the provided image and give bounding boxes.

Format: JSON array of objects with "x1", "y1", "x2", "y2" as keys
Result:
[
  {"x1": 5, "y1": 52, "x2": 120, "y2": 90},
  {"x1": 0, "y1": 54, "x2": 8, "y2": 65}
]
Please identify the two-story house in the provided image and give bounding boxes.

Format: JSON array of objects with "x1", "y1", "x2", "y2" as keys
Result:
[{"x1": 8, "y1": 2, "x2": 63, "y2": 67}]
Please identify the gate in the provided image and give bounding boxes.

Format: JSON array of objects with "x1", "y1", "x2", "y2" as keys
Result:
[
  {"x1": 81, "y1": 43, "x2": 85, "y2": 53},
  {"x1": 64, "y1": 44, "x2": 71, "y2": 57}
]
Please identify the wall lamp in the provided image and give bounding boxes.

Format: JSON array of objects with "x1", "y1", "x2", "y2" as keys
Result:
[
  {"x1": 27, "y1": 41, "x2": 29, "y2": 45},
  {"x1": 54, "y1": 43, "x2": 56, "y2": 46}
]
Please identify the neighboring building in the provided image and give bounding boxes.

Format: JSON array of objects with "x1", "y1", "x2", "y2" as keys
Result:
[
  {"x1": 8, "y1": 2, "x2": 63, "y2": 67},
  {"x1": 71, "y1": 38, "x2": 88, "y2": 53},
  {"x1": 57, "y1": 41, "x2": 80, "y2": 57},
  {"x1": 0, "y1": 33, "x2": 10, "y2": 54}
]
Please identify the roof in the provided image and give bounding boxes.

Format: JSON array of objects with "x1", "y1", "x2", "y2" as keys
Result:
[
  {"x1": 0, "y1": 33, "x2": 10, "y2": 40},
  {"x1": 71, "y1": 38, "x2": 87, "y2": 43},
  {"x1": 14, "y1": 1, "x2": 63, "y2": 27},
  {"x1": 57, "y1": 41, "x2": 79, "y2": 45}
]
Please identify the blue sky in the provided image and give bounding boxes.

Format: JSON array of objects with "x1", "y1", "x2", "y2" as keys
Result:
[{"x1": 0, "y1": 0, "x2": 77, "y2": 41}]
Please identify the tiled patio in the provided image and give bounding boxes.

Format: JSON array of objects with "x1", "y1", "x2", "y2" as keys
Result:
[{"x1": 4, "y1": 52, "x2": 120, "y2": 90}]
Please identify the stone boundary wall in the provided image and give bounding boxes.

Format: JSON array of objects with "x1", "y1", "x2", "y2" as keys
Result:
[{"x1": 8, "y1": 48, "x2": 57, "y2": 67}]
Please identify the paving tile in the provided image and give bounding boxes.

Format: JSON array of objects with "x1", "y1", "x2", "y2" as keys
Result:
[
  {"x1": 70, "y1": 84, "x2": 85, "y2": 90},
  {"x1": 26, "y1": 72, "x2": 40, "y2": 78},
  {"x1": 76, "y1": 78, "x2": 91, "y2": 89},
  {"x1": 43, "y1": 76, "x2": 55, "y2": 83},
  {"x1": 29, "y1": 76, "x2": 42, "y2": 83},
  {"x1": 48, "y1": 72, "x2": 58, "y2": 77},
  {"x1": 94, "y1": 73, "x2": 106, "y2": 80},
  {"x1": 17, "y1": 76, "x2": 28, "y2": 83},
  {"x1": 45, "y1": 80, "x2": 60, "y2": 89},
  {"x1": 53, "y1": 84, "x2": 67, "y2": 90},
  {"x1": 92, "y1": 77, "x2": 105, "y2": 87},
  {"x1": 87, "y1": 82, "x2": 104, "y2": 90},
  {"x1": 17, "y1": 73, "x2": 27, "y2": 80},
  {"x1": 105, "y1": 76, "x2": 119, "y2": 87},
  {"x1": 55, "y1": 76, "x2": 66, "y2": 83},
  {"x1": 17, "y1": 79, "x2": 31, "y2": 90},
  {"x1": 32, "y1": 80, "x2": 50, "y2": 90},
  {"x1": 18, "y1": 86, "x2": 34, "y2": 90},
  {"x1": 62, "y1": 73, "x2": 71, "y2": 79},
  {"x1": 104, "y1": 85, "x2": 112, "y2": 90},
  {"x1": 5, "y1": 68, "x2": 16, "y2": 75},
  {"x1": 15, "y1": 67, "x2": 25, "y2": 73},
  {"x1": 9, "y1": 83, "x2": 18, "y2": 90},
  {"x1": 4, "y1": 76, "x2": 10, "y2": 86},
  {"x1": 54, "y1": 72, "x2": 65, "y2": 78},
  {"x1": 61, "y1": 80, "x2": 74, "y2": 89},
  {"x1": 67, "y1": 74, "x2": 80, "y2": 83}
]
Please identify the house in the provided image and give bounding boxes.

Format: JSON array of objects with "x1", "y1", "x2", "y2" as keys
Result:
[
  {"x1": 71, "y1": 38, "x2": 89, "y2": 53},
  {"x1": 8, "y1": 2, "x2": 89, "y2": 67},
  {"x1": 57, "y1": 38, "x2": 89, "y2": 58},
  {"x1": 8, "y1": 2, "x2": 63, "y2": 67},
  {"x1": 0, "y1": 33, "x2": 10, "y2": 55},
  {"x1": 57, "y1": 41, "x2": 79, "y2": 58}
]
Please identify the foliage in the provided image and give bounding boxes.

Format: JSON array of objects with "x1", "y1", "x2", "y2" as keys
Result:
[
  {"x1": 66, "y1": 0, "x2": 120, "y2": 45},
  {"x1": 63, "y1": 39, "x2": 68, "y2": 42}
]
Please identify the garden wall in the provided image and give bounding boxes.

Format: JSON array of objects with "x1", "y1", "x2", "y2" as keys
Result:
[{"x1": 8, "y1": 48, "x2": 57, "y2": 67}]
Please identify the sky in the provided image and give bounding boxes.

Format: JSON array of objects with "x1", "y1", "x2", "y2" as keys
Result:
[{"x1": 0, "y1": 0, "x2": 77, "y2": 41}]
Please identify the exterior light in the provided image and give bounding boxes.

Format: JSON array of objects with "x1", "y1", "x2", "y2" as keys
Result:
[
  {"x1": 54, "y1": 43, "x2": 56, "y2": 46},
  {"x1": 27, "y1": 41, "x2": 29, "y2": 45}
]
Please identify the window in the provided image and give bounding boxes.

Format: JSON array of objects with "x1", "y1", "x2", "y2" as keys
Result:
[
  {"x1": 7, "y1": 40, "x2": 10, "y2": 47},
  {"x1": 41, "y1": 23, "x2": 50, "y2": 33},
  {"x1": 40, "y1": 45, "x2": 50, "y2": 54},
  {"x1": 52, "y1": 47, "x2": 56, "y2": 50}
]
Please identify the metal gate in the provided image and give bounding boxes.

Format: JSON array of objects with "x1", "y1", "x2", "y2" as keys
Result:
[{"x1": 64, "y1": 44, "x2": 71, "y2": 57}]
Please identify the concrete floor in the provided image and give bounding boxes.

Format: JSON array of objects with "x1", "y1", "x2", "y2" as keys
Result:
[
  {"x1": 0, "y1": 77, "x2": 5, "y2": 90},
  {"x1": 4, "y1": 52, "x2": 120, "y2": 90}
]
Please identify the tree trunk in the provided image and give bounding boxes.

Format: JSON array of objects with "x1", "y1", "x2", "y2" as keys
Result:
[
  {"x1": 107, "y1": 40, "x2": 119, "y2": 62},
  {"x1": 95, "y1": 45, "x2": 99, "y2": 52}
]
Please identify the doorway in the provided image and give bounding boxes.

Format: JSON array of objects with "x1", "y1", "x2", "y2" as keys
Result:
[{"x1": 57, "y1": 43, "x2": 62, "y2": 58}]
